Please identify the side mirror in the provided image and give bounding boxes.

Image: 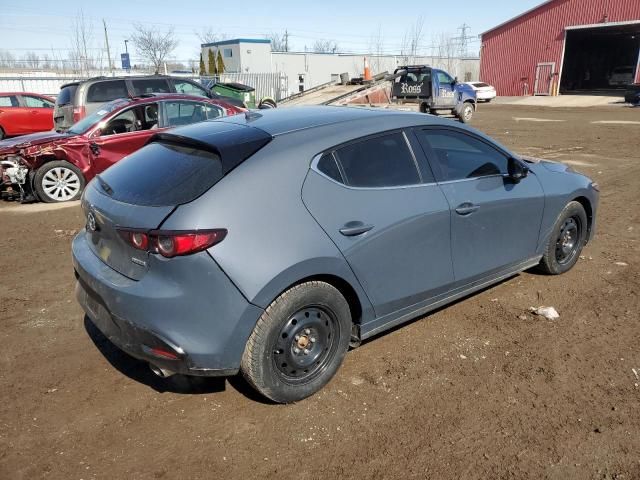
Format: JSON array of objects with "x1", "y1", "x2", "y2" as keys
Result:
[
  {"x1": 508, "y1": 157, "x2": 529, "y2": 183},
  {"x1": 453, "y1": 76, "x2": 458, "y2": 85}
]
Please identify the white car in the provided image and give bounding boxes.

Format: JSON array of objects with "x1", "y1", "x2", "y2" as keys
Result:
[
  {"x1": 609, "y1": 66, "x2": 635, "y2": 87},
  {"x1": 466, "y1": 82, "x2": 497, "y2": 102}
]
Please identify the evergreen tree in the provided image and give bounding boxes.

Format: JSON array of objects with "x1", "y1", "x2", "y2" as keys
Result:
[
  {"x1": 207, "y1": 49, "x2": 216, "y2": 75},
  {"x1": 216, "y1": 50, "x2": 225, "y2": 74},
  {"x1": 199, "y1": 53, "x2": 205, "y2": 75}
]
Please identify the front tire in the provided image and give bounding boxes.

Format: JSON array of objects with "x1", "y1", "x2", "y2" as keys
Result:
[
  {"x1": 241, "y1": 281, "x2": 352, "y2": 403},
  {"x1": 539, "y1": 201, "x2": 588, "y2": 275},
  {"x1": 458, "y1": 102, "x2": 474, "y2": 123},
  {"x1": 34, "y1": 160, "x2": 85, "y2": 203}
]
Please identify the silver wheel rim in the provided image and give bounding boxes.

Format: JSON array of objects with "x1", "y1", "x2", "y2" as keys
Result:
[
  {"x1": 463, "y1": 105, "x2": 473, "y2": 121},
  {"x1": 41, "y1": 167, "x2": 81, "y2": 202}
]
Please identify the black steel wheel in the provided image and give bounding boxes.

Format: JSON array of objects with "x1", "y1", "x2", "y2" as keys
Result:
[
  {"x1": 539, "y1": 201, "x2": 588, "y2": 275},
  {"x1": 241, "y1": 281, "x2": 351, "y2": 403},
  {"x1": 273, "y1": 306, "x2": 339, "y2": 385},
  {"x1": 555, "y1": 217, "x2": 581, "y2": 265}
]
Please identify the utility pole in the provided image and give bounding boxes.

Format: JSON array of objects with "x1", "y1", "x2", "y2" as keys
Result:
[
  {"x1": 284, "y1": 29, "x2": 289, "y2": 52},
  {"x1": 103, "y1": 19, "x2": 113, "y2": 74}
]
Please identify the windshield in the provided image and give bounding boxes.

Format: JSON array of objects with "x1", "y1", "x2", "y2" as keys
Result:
[{"x1": 67, "y1": 100, "x2": 129, "y2": 134}]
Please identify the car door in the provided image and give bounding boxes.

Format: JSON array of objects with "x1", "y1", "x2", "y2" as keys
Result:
[
  {"x1": 434, "y1": 70, "x2": 457, "y2": 108},
  {"x1": 0, "y1": 95, "x2": 21, "y2": 136},
  {"x1": 302, "y1": 130, "x2": 454, "y2": 318},
  {"x1": 20, "y1": 94, "x2": 54, "y2": 132},
  {"x1": 415, "y1": 127, "x2": 545, "y2": 285},
  {"x1": 89, "y1": 104, "x2": 159, "y2": 175}
]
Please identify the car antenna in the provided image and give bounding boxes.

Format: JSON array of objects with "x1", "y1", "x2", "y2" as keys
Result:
[{"x1": 244, "y1": 111, "x2": 262, "y2": 122}]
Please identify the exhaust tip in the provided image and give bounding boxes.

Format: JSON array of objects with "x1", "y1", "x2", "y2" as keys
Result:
[{"x1": 149, "y1": 364, "x2": 175, "y2": 378}]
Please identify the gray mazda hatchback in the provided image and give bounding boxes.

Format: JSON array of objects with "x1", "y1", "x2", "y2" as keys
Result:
[{"x1": 73, "y1": 106, "x2": 599, "y2": 403}]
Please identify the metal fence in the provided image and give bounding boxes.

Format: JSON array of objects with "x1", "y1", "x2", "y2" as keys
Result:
[
  {"x1": 201, "y1": 73, "x2": 289, "y2": 102},
  {"x1": 0, "y1": 72, "x2": 289, "y2": 101}
]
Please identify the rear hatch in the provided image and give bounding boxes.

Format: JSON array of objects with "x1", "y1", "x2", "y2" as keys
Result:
[
  {"x1": 54, "y1": 83, "x2": 78, "y2": 131},
  {"x1": 80, "y1": 120, "x2": 272, "y2": 280}
]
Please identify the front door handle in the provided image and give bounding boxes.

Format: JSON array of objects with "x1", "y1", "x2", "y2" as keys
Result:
[
  {"x1": 339, "y1": 222, "x2": 374, "y2": 237},
  {"x1": 455, "y1": 202, "x2": 480, "y2": 216}
]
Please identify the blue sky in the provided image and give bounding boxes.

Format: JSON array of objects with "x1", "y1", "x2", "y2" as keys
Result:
[{"x1": 1, "y1": 0, "x2": 542, "y2": 63}]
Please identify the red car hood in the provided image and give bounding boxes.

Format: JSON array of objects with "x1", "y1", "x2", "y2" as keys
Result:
[{"x1": 0, "y1": 131, "x2": 72, "y2": 154}]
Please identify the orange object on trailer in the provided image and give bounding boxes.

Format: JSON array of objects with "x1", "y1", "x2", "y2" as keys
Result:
[{"x1": 363, "y1": 57, "x2": 372, "y2": 81}]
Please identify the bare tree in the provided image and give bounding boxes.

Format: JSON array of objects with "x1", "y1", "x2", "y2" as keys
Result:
[
  {"x1": 131, "y1": 23, "x2": 178, "y2": 74},
  {"x1": 23, "y1": 51, "x2": 40, "y2": 69},
  {"x1": 0, "y1": 50, "x2": 16, "y2": 69},
  {"x1": 70, "y1": 10, "x2": 93, "y2": 74},
  {"x1": 368, "y1": 24, "x2": 385, "y2": 74},
  {"x1": 197, "y1": 27, "x2": 226, "y2": 45},
  {"x1": 312, "y1": 39, "x2": 338, "y2": 54},
  {"x1": 267, "y1": 32, "x2": 289, "y2": 52},
  {"x1": 432, "y1": 32, "x2": 457, "y2": 72}
]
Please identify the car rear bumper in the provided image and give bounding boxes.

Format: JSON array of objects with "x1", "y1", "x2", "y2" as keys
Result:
[{"x1": 72, "y1": 231, "x2": 263, "y2": 376}]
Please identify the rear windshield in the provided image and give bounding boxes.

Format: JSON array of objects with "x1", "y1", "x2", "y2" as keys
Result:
[
  {"x1": 57, "y1": 85, "x2": 77, "y2": 105},
  {"x1": 474, "y1": 82, "x2": 490, "y2": 88},
  {"x1": 87, "y1": 80, "x2": 128, "y2": 103},
  {"x1": 96, "y1": 142, "x2": 223, "y2": 206}
]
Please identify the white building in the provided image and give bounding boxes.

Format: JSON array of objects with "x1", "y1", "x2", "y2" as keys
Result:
[{"x1": 201, "y1": 39, "x2": 480, "y2": 98}]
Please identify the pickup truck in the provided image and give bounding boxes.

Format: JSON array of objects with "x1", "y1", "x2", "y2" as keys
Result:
[{"x1": 390, "y1": 65, "x2": 477, "y2": 122}]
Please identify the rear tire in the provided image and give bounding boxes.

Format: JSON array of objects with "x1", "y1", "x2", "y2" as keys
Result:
[
  {"x1": 539, "y1": 201, "x2": 588, "y2": 275},
  {"x1": 34, "y1": 160, "x2": 85, "y2": 203},
  {"x1": 419, "y1": 102, "x2": 429, "y2": 113},
  {"x1": 0, "y1": 126, "x2": 5, "y2": 141},
  {"x1": 241, "y1": 281, "x2": 352, "y2": 403}
]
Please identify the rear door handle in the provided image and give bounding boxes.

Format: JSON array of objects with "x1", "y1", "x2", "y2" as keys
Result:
[
  {"x1": 455, "y1": 202, "x2": 480, "y2": 216},
  {"x1": 339, "y1": 222, "x2": 374, "y2": 236}
]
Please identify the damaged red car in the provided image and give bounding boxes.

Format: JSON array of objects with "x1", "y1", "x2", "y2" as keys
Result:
[{"x1": 0, "y1": 94, "x2": 244, "y2": 202}]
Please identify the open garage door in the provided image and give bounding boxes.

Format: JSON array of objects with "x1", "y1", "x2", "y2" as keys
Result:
[{"x1": 560, "y1": 21, "x2": 640, "y2": 95}]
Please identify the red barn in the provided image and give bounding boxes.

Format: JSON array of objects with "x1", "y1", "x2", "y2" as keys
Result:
[{"x1": 480, "y1": 0, "x2": 640, "y2": 96}]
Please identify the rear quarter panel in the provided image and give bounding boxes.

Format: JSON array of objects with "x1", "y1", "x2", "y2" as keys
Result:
[{"x1": 160, "y1": 130, "x2": 375, "y2": 321}]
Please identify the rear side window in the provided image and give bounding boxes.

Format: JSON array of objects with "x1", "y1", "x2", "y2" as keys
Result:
[
  {"x1": 317, "y1": 152, "x2": 343, "y2": 183},
  {"x1": 57, "y1": 85, "x2": 77, "y2": 105},
  {"x1": 131, "y1": 78, "x2": 171, "y2": 95},
  {"x1": 333, "y1": 132, "x2": 420, "y2": 188},
  {"x1": 173, "y1": 80, "x2": 208, "y2": 97},
  {"x1": 23, "y1": 95, "x2": 53, "y2": 108},
  {"x1": 97, "y1": 142, "x2": 223, "y2": 206},
  {"x1": 164, "y1": 101, "x2": 208, "y2": 127},
  {"x1": 87, "y1": 81, "x2": 128, "y2": 103},
  {"x1": 416, "y1": 129, "x2": 508, "y2": 181},
  {"x1": 0, "y1": 95, "x2": 18, "y2": 107}
]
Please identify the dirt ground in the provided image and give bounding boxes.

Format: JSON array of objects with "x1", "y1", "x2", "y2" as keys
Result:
[{"x1": 1, "y1": 104, "x2": 639, "y2": 480}]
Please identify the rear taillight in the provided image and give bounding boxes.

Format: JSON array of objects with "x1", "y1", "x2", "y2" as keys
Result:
[
  {"x1": 72, "y1": 106, "x2": 86, "y2": 122},
  {"x1": 117, "y1": 229, "x2": 227, "y2": 258}
]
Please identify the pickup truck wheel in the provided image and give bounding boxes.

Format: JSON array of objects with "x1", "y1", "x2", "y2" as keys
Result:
[
  {"x1": 539, "y1": 201, "x2": 588, "y2": 275},
  {"x1": 241, "y1": 281, "x2": 352, "y2": 403},
  {"x1": 458, "y1": 103, "x2": 474, "y2": 123},
  {"x1": 34, "y1": 161, "x2": 85, "y2": 203}
]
